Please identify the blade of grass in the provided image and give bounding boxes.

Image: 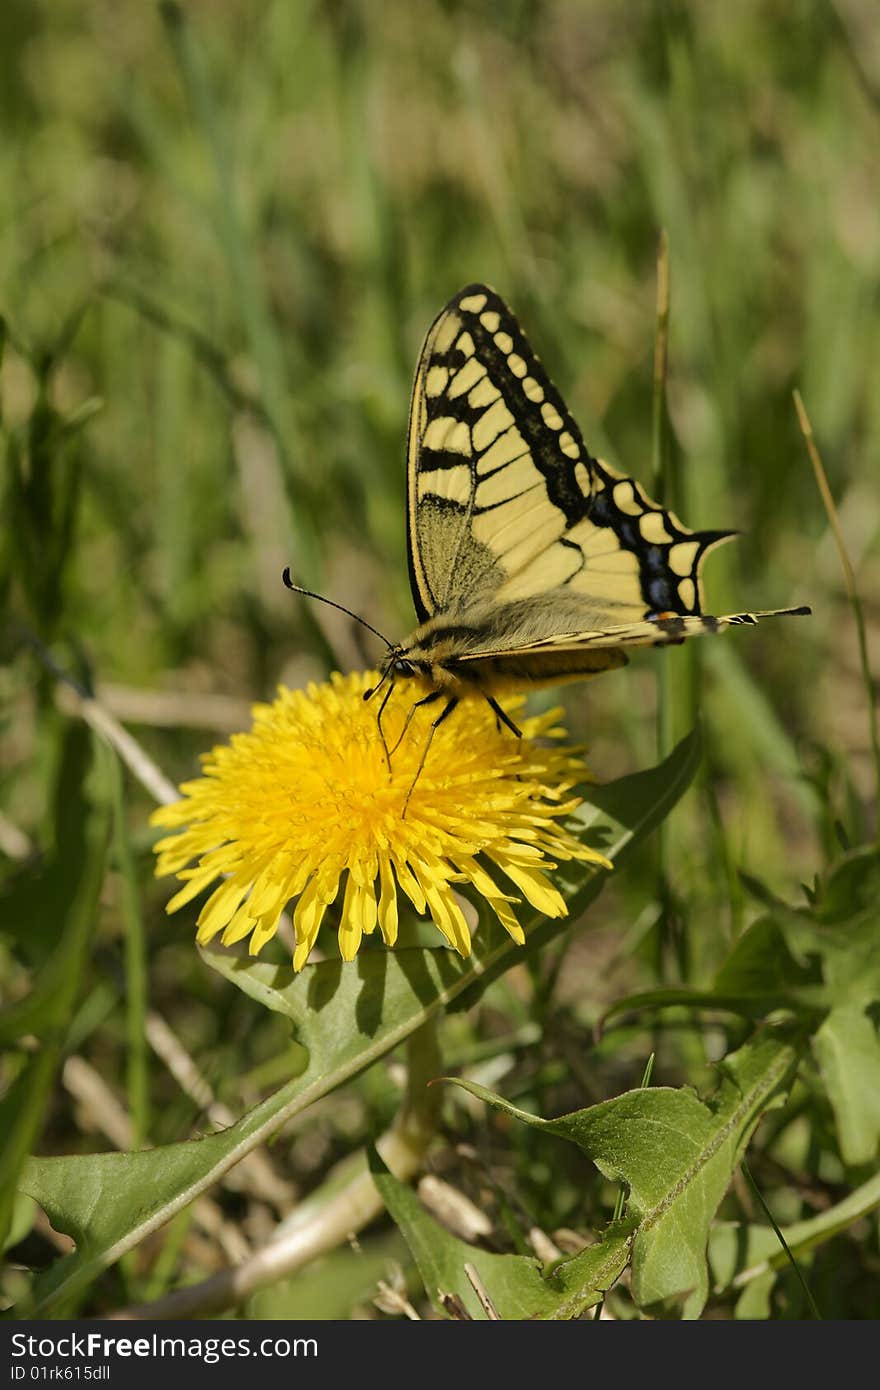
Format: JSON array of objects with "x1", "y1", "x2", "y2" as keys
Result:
[
  {"x1": 703, "y1": 640, "x2": 820, "y2": 818},
  {"x1": 109, "y1": 756, "x2": 150, "y2": 1149},
  {"x1": 104, "y1": 282, "x2": 271, "y2": 426},
  {"x1": 794, "y1": 389, "x2": 879, "y2": 836},
  {"x1": 0, "y1": 740, "x2": 110, "y2": 1245},
  {"x1": 158, "y1": 2, "x2": 317, "y2": 581},
  {"x1": 651, "y1": 229, "x2": 671, "y2": 507},
  {"x1": 652, "y1": 230, "x2": 674, "y2": 770},
  {"x1": 741, "y1": 1160, "x2": 821, "y2": 1319},
  {"x1": 649, "y1": 232, "x2": 689, "y2": 984}
]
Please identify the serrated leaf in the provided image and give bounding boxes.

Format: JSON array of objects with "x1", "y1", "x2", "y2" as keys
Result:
[
  {"x1": 19, "y1": 949, "x2": 460, "y2": 1317},
  {"x1": 449, "y1": 1035, "x2": 798, "y2": 1318},
  {"x1": 16, "y1": 733, "x2": 700, "y2": 1317},
  {"x1": 370, "y1": 1149, "x2": 631, "y2": 1319}
]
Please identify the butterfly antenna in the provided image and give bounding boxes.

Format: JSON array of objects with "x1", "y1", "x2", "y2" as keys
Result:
[{"x1": 282, "y1": 568, "x2": 394, "y2": 648}]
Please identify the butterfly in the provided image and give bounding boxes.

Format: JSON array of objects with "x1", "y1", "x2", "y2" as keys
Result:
[{"x1": 286, "y1": 283, "x2": 809, "y2": 781}]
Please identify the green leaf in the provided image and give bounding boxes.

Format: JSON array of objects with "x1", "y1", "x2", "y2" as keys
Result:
[
  {"x1": 812, "y1": 847, "x2": 880, "y2": 923},
  {"x1": 713, "y1": 917, "x2": 820, "y2": 1006},
  {"x1": 2, "y1": 1195, "x2": 37, "y2": 1255},
  {"x1": 449, "y1": 1034, "x2": 798, "y2": 1318},
  {"x1": 16, "y1": 734, "x2": 700, "y2": 1317},
  {"x1": 753, "y1": 848, "x2": 880, "y2": 1164},
  {"x1": 369, "y1": 1149, "x2": 632, "y2": 1319},
  {"x1": 22, "y1": 948, "x2": 462, "y2": 1313},
  {"x1": 0, "y1": 1056, "x2": 55, "y2": 1242},
  {"x1": 766, "y1": 850, "x2": 880, "y2": 995},
  {"x1": 734, "y1": 1270, "x2": 776, "y2": 1319},
  {"x1": 812, "y1": 1008, "x2": 880, "y2": 1165},
  {"x1": 601, "y1": 915, "x2": 824, "y2": 1031},
  {"x1": 603, "y1": 851, "x2": 880, "y2": 1159}
]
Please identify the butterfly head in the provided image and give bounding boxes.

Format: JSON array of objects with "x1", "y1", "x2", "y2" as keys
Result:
[
  {"x1": 379, "y1": 645, "x2": 415, "y2": 679},
  {"x1": 363, "y1": 646, "x2": 424, "y2": 703},
  {"x1": 391, "y1": 655, "x2": 418, "y2": 678}
]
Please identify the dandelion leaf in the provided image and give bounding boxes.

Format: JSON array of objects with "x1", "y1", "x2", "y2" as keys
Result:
[
  {"x1": 369, "y1": 1149, "x2": 632, "y2": 1320},
  {"x1": 15, "y1": 734, "x2": 700, "y2": 1317},
  {"x1": 449, "y1": 1035, "x2": 797, "y2": 1318}
]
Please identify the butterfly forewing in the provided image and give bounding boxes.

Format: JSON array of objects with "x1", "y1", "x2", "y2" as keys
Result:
[
  {"x1": 403, "y1": 283, "x2": 808, "y2": 681},
  {"x1": 406, "y1": 285, "x2": 599, "y2": 624},
  {"x1": 407, "y1": 285, "x2": 734, "y2": 639}
]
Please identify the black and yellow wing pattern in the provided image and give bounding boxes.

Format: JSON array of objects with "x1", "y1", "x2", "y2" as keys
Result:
[{"x1": 404, "y1": 284, "x2": 808, "y2": 682}]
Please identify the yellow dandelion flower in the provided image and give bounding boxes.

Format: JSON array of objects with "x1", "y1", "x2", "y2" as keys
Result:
[{"x1": 151, "y1": 672, "x2": 611, "y2": 971}]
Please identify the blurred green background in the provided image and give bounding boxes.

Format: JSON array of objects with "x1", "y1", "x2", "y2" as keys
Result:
[
  {"x1": 1, "y1": 0, "x2": 878, "y2": 1316},
  {"x1": 4, "y1": 0, "x2": 877, "y2": 822}
]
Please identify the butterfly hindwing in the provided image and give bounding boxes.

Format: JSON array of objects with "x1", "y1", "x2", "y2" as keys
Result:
[{"x1": 451, "y1": 605, "x2": 811, "y2": 670}]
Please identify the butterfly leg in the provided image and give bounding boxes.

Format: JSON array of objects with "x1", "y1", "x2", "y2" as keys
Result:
[
  {"x1": 389, "y1": 689, "x2": 443, "y2": 760},
  {"x1": 374, "y1": 679, "x2": 397, "y2": 772},
  {"x1": 485, "y1": 695, "x2": 522, "y2": 739},
  {"x1": 402, "y1": 697, "x2": 458, "y2": 819}
]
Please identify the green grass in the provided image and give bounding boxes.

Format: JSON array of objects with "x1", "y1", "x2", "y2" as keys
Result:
[{"x1": 1, "y1": 0, "x2": 878, "y2": 1320}]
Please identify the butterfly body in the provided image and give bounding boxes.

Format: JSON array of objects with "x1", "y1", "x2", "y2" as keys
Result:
[{"x1": 389, "y1": 599, "x2": 629, "y2": 696}]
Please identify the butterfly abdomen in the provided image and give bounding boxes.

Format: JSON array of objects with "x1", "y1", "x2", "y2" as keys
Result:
[{"x1": 400, "y1": 613, "x2": 628, "y2": 693}]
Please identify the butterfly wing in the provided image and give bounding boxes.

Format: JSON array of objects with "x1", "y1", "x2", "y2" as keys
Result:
[
  {"x1": 406, "y1": 284, "x2": 809, "y2": 667},
  {"x1": 406, "y1": 282, "x2": 601, "y2": 623},
  {"x1": 407, "y1": 285, "x2": 731, "y2": 629},
  {"x1": 448, "y1": 604, "x2": 811, "y2": 686}
]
